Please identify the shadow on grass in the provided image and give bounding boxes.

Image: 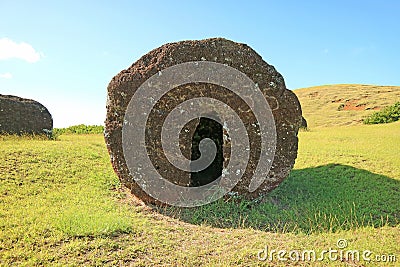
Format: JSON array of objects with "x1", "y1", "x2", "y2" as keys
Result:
[{"x1": 156, "y1": 164, "x2": 400, "y2": 233}]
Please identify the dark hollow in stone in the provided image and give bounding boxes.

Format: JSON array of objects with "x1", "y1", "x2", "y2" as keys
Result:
[
  {"x1": 105, "y1": 38, "x2": 303, "y2": 205},
  {"x1": 0, "y1": 94, "x2": 53, "y2": 135},
  {"x1": 190, "y1": 117, "x2": 224, "y2": 187}
]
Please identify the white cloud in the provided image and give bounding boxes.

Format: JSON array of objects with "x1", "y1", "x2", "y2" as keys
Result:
[
  {"x1": 0, "y1": 38, "x2": 42, "y2": 63},
  {"x1": 0, "y1": 72, "x2": 12, "y2": 79}
]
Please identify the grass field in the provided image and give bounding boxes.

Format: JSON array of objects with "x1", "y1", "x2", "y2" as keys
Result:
[{"x1": 1, "y1": 85, "x2": 399, "y2": 266}]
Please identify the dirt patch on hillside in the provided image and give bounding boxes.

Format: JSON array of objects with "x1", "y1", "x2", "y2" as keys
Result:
[
  {"x1": 308, "y1": 91, "x2": 319, "y2": 97},
  {"x1": 338, "y1": 100, "x2": 367, "y2": 111},
  {"x1": 343, "y1": 100, "x2": 366, "y2": 110}
]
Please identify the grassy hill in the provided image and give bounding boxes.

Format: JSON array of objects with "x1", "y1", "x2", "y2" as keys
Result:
[
  {"x1": 293, "y1": 84, "x2": 400, "y2": 128},
  {"x1": 1, "y1": 85, "x2": 399, "y2": 266}
]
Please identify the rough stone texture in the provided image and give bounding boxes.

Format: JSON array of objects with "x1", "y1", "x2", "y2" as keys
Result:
[
  {"x1": 105, "y1": 38, "x2": 302, "y2": 205},
  {"x1": 0, "y1": 94, "x2": 53, "y2": 135}
]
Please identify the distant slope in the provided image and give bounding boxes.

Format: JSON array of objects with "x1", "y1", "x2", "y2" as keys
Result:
[{"x1": 293, "y1": 84, "x2": 400, "y2": 128}]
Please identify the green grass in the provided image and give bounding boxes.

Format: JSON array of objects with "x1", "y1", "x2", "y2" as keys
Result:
[
  {"x1": 1, "y1": 121, "x2": 399, "y2": 266},
  {"x1": 52, "y1": 124, "x2": 104, "y2": 137}
]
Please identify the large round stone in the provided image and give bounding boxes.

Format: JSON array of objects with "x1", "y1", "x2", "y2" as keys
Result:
[
  {"x1": 0, "y1": 94, "x2": 53, "y2": 135},
  {"x1": 105, "y1": 38, "x2": 302, "y2": 205}
]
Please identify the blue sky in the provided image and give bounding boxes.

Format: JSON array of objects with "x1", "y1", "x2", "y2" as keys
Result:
[{"x1": 1, "y1": 0, "x2": 399, "y2": 127}]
